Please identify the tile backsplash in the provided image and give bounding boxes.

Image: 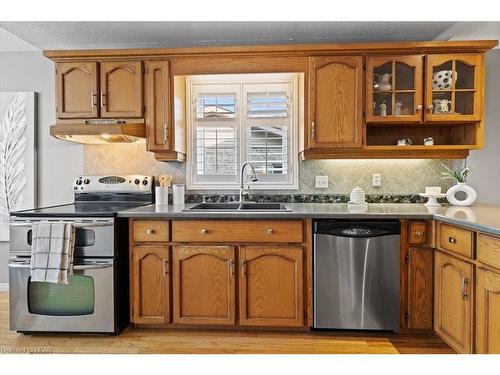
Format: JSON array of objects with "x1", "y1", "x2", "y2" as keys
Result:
[{"x1": 84, "y1": 143, "x2": 452, "y2": 194}]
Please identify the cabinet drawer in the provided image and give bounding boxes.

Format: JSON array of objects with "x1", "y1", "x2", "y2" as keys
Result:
[
  {"x1": 409, "y1": 221, "x2": 428, "y2": 245},
  {"x1": 172, "y1": 220, "x2": 304, "y2": 243},
  {"x1": 132, "y1": 220, "x2": 169, "y2": 242},
  {"x1": 477, "y1": 234, "x2": 500, "y2": 270},
  {"x1": 438, "y1": 223, "x2": 473, "y2": 258}
]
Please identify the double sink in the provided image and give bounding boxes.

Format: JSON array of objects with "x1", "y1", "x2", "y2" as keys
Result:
[{"x1": 185, "y1": 202, "x2": 291, "y2": 212}]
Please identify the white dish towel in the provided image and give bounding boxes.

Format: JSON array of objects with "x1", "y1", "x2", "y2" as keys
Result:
[{"x1": 30, "y1": 222, "x2": 76, "y2": 284}]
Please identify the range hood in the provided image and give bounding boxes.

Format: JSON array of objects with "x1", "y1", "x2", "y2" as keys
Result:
[{"x1": 50, "y1": 120, "x2": 146, "y2": 144}]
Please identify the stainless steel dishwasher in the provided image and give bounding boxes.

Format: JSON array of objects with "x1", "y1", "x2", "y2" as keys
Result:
[{"x1": 313, "y1": 220, "x2": 400, "y2": 331}]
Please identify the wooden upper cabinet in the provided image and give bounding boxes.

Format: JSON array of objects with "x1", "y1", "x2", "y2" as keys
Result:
[
  {"x1": 239, "y1": 246, "x2": 304, "y2": 327},
  {"x1": 425, "y1": 54, "x2": 483, "y2": 122},
  {"x1": 366, "y1": 55, "x2": 423, "y2": 123},
  {"x1": 308, "y1": 56, "x2": 363, "y2": 149},
  {"x1": 56, "y1": 62, "x2": 99, "y2": 119},
  {"x1": 146, "y1": 60, "x2": 170, "y2": 152},
  {"x1": 434, "y1": 251, "x2": 474, "y2": 354},
  {"x1": 476, "y1": 268, "x2": 500, "y2": 354},
  {"x1": 173, "y1": 246, "x2": 236, "y2": 326},
  {"x1": 100, "y1": 61, "x2": 143, "y2": 118},
  {"x1": 131, "y1": 246, "x2": 170, "y2": 324}
]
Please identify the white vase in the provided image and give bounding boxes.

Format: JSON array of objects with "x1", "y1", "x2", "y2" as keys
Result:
[{"x1": 446, "y1": 182, "x2": 477, "y2": 207}]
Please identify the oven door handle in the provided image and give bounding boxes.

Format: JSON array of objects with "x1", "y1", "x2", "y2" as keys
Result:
[
  {"x1": 73, "y1": 263, "x2": 113, "y2": 270},
  {"x1": 10, "y1": 222, "x2": 113, "y2": 228},
  {"x1": 8, "y1": 262, "x2": 31, "y2": 269},
  {"x1": 8, "y1": 262, "x2": 113, "y2": 270}
]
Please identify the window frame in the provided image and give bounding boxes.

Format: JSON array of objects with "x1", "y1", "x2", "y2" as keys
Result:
[{"x1": 186, "y1": 73, "x2": 300, "y2": 190}]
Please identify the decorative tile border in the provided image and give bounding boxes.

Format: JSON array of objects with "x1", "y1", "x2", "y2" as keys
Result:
[{"x1": 180, "y1": 193, "x2": 443, "y2": 204}]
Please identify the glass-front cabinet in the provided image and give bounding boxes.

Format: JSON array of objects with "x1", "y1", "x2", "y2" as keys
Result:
[
  {"x1": 425, "y1": 54, "x2": 482, "y2": 122},
  {"x1": 367, "y1": 56, "x2": 423, "y2": 123}
]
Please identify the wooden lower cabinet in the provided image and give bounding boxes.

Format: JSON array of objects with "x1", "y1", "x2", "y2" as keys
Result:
[
  {"x1": 173, "y1": 246, "x2": 236, "y2": 325},
  {"x1": 239, "y1": 246, "x2": 304, "y2": 327},
  {"x1": 476, "y1": 268, "x2": 500, "y2": 354},
  {"x1": 131, "y1": 246, "x2": 170, "y2": 324},
  {"x1": 434, "y1": 250, "x2": 474, "y2": 353},
  {"x1": 407, "y1": 247, "x2": 433, "y2": 329}
]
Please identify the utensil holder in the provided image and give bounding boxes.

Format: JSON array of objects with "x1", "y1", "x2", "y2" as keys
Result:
[
  {"x1": 173, "y1": 184, "x2": 185, "y2": 205},
  {"x1": 155, "y1": 186, "x2": 169, "y2": 206}
]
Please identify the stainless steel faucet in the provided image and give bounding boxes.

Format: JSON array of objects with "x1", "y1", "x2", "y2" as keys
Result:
[{"x1": 239, "y1": 162, "x2": 258, "y2": 202}]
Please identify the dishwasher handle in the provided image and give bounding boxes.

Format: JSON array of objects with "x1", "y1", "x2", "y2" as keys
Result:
[{"x1": 314, "y1": 221, "x2": 401, "y2": 238}]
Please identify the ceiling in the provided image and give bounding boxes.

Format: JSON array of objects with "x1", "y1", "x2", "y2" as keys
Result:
[{"x1": 0, "y1": 21, "x2": 457, "y2": 50}]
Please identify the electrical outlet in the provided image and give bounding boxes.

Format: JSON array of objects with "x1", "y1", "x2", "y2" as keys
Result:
[
  {"x1": 315, "y1": 175, "x2": 329, "y2": 188},
  {"x1": 372, "y1": 173, "x2": 382, "y2": 187}
]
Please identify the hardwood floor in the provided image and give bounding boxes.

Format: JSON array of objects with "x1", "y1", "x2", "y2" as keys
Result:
[{"x1": 0, "y1": 293, "x2": 454, "y2": 354}]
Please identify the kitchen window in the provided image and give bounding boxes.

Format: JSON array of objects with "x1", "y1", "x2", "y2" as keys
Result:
[{"x1": 186, "y1": 73, "x2": 300, "y2": 190}]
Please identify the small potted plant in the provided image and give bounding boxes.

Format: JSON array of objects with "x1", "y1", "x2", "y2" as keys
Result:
[{"x1": 441, "y1": 160, "x2": 477, "y2": 206}]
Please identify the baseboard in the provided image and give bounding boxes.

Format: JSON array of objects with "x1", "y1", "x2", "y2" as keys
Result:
[{"x1": 0, "y1": 283, "x2": 8, "y2": 292}]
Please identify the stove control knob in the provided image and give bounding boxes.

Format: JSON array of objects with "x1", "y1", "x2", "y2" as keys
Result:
[
  {"x1": 83, "y1": 178, "x2": 90, "y2": 185},
  {"x1": 142, "y1": 179, "x2": 148, "y2": 185},
  {"x1": 76, "y1": 179, "x2": 83, "y2": 185},
  {"x1": 134, "y1": 179, "x2": 141, "y2": 185}
]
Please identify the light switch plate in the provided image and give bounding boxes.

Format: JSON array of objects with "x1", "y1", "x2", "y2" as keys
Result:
[
  {"x1": 315, "y1": 175, "x2": 329, "y2": 188},
  {"x1": 372, "y1": 173, "x2": 382, "y2": 187}
]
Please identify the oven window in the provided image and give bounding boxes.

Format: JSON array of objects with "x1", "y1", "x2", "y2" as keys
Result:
[
  {"x1": 28, "y1": 275, "x2": 95, "y2": 316},
  {"x1": 28, "y1": 229, "x2": 96, "y2": 247}
]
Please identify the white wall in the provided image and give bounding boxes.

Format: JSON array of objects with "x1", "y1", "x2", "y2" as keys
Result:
[
  {"x1": 0, "y1": 51, "x2": 83, "y2": 283},
  {"x1": 465, "y1": 50, "x2": 500, "y2": 205}
]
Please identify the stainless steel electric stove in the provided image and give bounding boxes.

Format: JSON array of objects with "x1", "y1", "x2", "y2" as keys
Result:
[{"x1": 8, "y1": 175, "x2": 154, "y2": 334}]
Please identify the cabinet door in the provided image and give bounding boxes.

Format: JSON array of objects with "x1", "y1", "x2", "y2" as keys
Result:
[
  {"x1": 407, "y1": 247, "x2": 433, "y2": 329},
  {"x1": 131, "y1": 246, "x2": 170, "y2": 324},
  {"x1": 476, "y1": 268, "x2": 500, "y2": 354},
  {"x1": 239, "y1": 246, "x2": 304, "y2": 327},
  {"x1": 425, "y1": 54, "x2": 482, "y2": 122},
  {"x1": 146, "y1": 60, "x2": 170, "y2": 152},
  {"x1": 408, "y1": 220, "x2": 429, "y2": 246},
  {"x1": 100, "y1": 61, "x2": 143, "y2": 118},
  {"x1": 308, "y1": 56, "x2": 363, "y2": 149},
  {"x1": 366, "y1": 55, "x2": 423, "y2": 123},
  {"x1": 173, "y1": 246, "x2": 236, "y2": 325},
  {"x1": 56, "y1": 62, "x2": 99, "y2": 119},
  {"x1": 434, "y1": 251, "x2": 473, "y2": 353}
]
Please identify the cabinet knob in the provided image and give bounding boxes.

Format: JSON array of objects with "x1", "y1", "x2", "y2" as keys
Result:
[
  {"x1": 146, "y1": 228, "x2": 155, "y2": 235},
  {"x1": 200, "y1": 228, "x2": 208, "y2": 235},
  {"x1": 427, "y1": 104, "x2": 434, "y2": 111},
  {"x1": 266, "y1": 228, "x2": 273, "y2": 235},
  {"x1": 416, "y1": 104, "x2": 422, "y2": 112},
  {"x1": 448, "y1": 236, "x2": 456, "y2": 244}
]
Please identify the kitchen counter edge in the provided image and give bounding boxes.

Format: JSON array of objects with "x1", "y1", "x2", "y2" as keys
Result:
[{"x1": 118, "y1": 203, "x2": 500, "y2": 237}]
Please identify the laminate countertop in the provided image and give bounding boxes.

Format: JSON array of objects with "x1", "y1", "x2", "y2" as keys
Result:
[{"x1": 118, "y1": 203, "x2": 500, "y2": 236}]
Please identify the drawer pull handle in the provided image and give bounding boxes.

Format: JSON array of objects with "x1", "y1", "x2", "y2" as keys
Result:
[
  {"x1": 200, "y1": 228, "x2": 208, "y2": 235},
  {"x1": 415, "y1": 231, "x2": 424, "y2": 237},
  {"x1": 448, "y1": 236, "x2": 457, "y2": 244},
  {"x1": 146, "y1": 228, "x2": 155, "y2": 235},
  {"x1": 266, "y1": 228, "x2": 273, "y2": 235},
  {"x1": 461, "y1": 276, "x2": 468, "y2": 300}
]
